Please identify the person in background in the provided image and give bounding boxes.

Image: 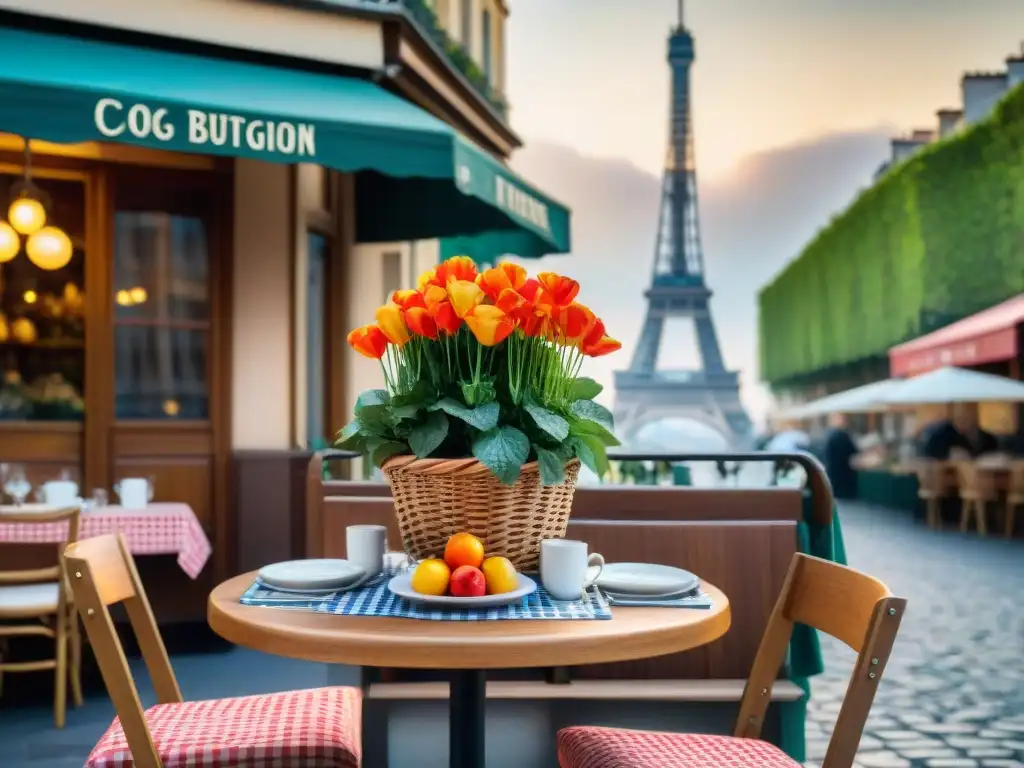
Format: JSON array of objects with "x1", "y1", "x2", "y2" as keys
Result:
[
  {"x1": 915, "y1": 404, "x2": 998, "y2": 459},
  {"x1": 822, "y1": 412, "x2": 859, "y2": 500}
]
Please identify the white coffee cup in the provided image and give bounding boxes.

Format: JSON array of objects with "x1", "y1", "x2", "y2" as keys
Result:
[
  {"x1": 115, "y1": 478, "x2": 150, "y2": 510},
  {"x1": 346, "y1": 525, "x2": 387, "y2": 577},
  {"x1": 42, "y1": 480, "x2": 79, "y2": 506},
  {"x1": 540, "y1": 539, "x2": 605, "y2": 601}
]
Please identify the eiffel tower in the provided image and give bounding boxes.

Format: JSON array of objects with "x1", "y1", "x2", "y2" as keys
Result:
[{"x1": 613, "y1": 1, "x2": 752, "y2": 448}]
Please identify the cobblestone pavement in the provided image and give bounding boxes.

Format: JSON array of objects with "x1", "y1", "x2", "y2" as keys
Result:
[{"x1": 806, "y1": 502, "x2": 1024, "y2": 768}]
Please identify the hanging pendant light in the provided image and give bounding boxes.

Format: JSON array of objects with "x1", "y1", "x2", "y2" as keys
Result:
[
  {"x1": 0, "y1": 221, "x2": 19, "y2": 263},
  {"x1": 7, "y1": 139, "x2": 47, "y2": 235},
  {"x1": 26, "y1": 226, "x2": 73, "y2": 271}
]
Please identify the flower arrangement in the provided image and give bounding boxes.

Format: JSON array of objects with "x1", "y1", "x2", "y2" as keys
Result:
[{"x1": 337, "y1": 256, "x2": 622, "y2": 486}]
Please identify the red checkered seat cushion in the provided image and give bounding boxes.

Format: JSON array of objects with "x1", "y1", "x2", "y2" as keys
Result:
[
  {"x1": 558, "y1": 727, "x2": 800, "y2": 768},
  {"x1": 86, "y1": 686, "x2": 361, "y2": 768}
]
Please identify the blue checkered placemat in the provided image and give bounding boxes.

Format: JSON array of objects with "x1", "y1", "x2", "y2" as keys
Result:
[{"x1": 313, "y1": 569, "x2": 613, "y2": 621}]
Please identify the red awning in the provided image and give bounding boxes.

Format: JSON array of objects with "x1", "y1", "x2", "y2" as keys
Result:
[{"x1": 889, "y1": 293, "x2": 1024, "y2": 376}]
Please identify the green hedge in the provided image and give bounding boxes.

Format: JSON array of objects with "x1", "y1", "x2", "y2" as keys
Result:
[{"x1": 759, "y1": 82, "x2": 1024, "y2": 385}]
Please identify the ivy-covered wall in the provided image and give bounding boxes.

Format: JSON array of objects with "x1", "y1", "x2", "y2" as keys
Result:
[{"x1": 759, "y1": 82, "x2": 1024, "y2": 386}]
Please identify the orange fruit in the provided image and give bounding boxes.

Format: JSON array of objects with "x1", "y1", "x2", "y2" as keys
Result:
[
  {"x1": 410, "y1": 558, "x2": 451, "y2": 596},
  {"x1": 481, "y1": 556, "x2": 518, "y2": 595},
  {"x1": 444, "y1": 532, "x2": 485, "y2": 569}
]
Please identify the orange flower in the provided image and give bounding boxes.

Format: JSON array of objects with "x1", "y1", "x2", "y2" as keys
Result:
[
  {"x1": 556, "y1": 302, "x2": 596, "y2": 345},
  {"x1": 422, "y1": 284, "x2": 447, "y2": 311},
  {"x1": 347, "y1": 324, "x2": 388, "y2": 359},
  {"x1": 581, "y1": 318, "x2": 622, "y2": 357},
  {"x1": 391, "y1": 289, "x2": 427, "y2": 311},
  {"x1": 538, "y1": 272, "x2": 580, "y2": 307},
  {"x1": 495, "y1": 288, "x2": 525, "y2": 314},
  {"x1": 406, "y1": 307, "x2": 438, "y2": 340},
  {"x1": 465, "y1": 305, "x2": 515, "y2": 346},
  {"x1": 375, "y1": 302, "x2": 411, "y2": 347},
  {"x1": 518, "y1": 278, "x2": 555, "y2": 314},
  {"x1": 475, "y1": 263, "x2": 527, "y2": 300},
  {"x1": 431, "y1": 300, "x2": 461, "y2": 335},
  {"x1": 435, "y1": 256, "x2": 478, "y2": 285},
  {"x1": 447, "y1": 279, "x2": 485, "y2": 318}
]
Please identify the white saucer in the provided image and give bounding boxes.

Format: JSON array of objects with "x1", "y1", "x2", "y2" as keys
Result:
[
  {"x1": 596, "y1": 563, "x2": 700, "y2": 597},
  {"x1": 254, "y1": 571, "x2": 371, "y2": 596},
  {"x1": 388, "y1": 572, "x2": 537, "y2": 608},
  {"x1": 601, "y1": 584, "x2": 698, "y2": 601},
  {"x1": 257, "y1": 559, "x2": 366, "y2": 592}
]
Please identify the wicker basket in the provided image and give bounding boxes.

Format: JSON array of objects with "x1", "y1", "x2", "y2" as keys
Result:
[{"x1": 381, "y1": 456, "x2": 581, "y2": 571}]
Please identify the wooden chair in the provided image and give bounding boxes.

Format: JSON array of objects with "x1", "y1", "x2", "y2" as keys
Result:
[
  {"x1": 557, "y1": 553, "x2": 906, "y2": 768},
  {"x1": 912, "y1": 459, "x2": 947, "y2": 529},
  {"x1": 1006, "y1": 461, "x2": 1024, "y2": 538},
  {"x1": 0, "y1": 504, "x2": 83, "y2": 728},
  {"x1": 65, "y1": 534, "x2": 363, "y2": 768},
  {"x1": 953, "y1": 461, "x2": 999, "y2": 535}
]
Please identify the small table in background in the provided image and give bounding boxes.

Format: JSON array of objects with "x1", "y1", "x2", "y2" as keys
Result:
[
  {"x1": 0, "y1": 502, "x2": 211, "y2": 578},
  {"x1": 209, "y1": 572, "x2": 731, "y2": 768}
]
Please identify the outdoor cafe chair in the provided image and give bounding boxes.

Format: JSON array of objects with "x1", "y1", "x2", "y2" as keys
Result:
[
  {"x1": 557, "y1": 552, "x2": 906, "y2": 768},
  {"x1": 0, "y1": 504, "x2": 83, "y2": 728},
  {"x1": 65, "y1": 534, "x2": 362, "y2": 768}
]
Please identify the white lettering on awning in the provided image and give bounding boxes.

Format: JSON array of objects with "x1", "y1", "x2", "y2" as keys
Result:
[
  {"x1": 495, "y1": 176, "x2": 551, "y2": 233},
  {"x1": 92, "y1": 98, "x2": 315, "y2": 159}
]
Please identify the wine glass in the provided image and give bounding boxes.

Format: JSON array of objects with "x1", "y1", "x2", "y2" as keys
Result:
[{"x1": 4, "y1": 466, "x2": 32, "y2": 507}]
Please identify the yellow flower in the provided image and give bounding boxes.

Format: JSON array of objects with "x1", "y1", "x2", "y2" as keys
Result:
[
  {"x1": 375, "y1": 302, "x2": 410, "y2": 347},
  {"x1": 465, "y1": 305, "x2": 515, "y2": 346},
  {"x1": 447, "y1": 279, "x2": 485, "y2": 318}
]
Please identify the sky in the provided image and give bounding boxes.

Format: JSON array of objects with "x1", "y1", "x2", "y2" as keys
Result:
[
  {"x1": 508, "y1": 0, "x2": 1024, "y2": 180},
  {"x1": 501, "y1": 0, "x2": 1024, "y2": 435}
]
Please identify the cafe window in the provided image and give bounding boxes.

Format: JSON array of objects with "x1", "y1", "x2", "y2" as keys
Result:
[
  {"x1": 0, "y1": 173, "x2": 85, "y2": 421},
  {"x1": 113, "y1": 210, "x2": 210, "y2": 420},
  {"x1": 382, "y1": 250, "x2": 402, "y2": 303},
  {"x1": 306, "y1": 231, "x2": 329, "y2": 445},
  {"x1": 461, "y1": 0, "x2": 474, "y2": 52}
]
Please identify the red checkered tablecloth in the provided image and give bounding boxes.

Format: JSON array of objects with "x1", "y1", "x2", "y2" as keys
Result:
[{"x1": 0, "y1": 503, "x2": 212, "y2": 579}]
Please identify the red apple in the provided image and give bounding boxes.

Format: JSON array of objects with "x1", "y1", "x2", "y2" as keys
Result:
[{"x1": 449, "y1": 565, "x2": 486, "y2": 597}]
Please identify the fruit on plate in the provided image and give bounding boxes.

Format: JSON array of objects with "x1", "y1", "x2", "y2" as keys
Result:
[
  {"x1": 444, "y1": 532, "x2": 485, "y2": 569},
  {"x1": 449, "y1": 565, "x2": 487, "y2": 598},
  {"x1": 481, "y1": 556, "x2": 518, "y2": 595},
  {"x1": 410, "y1": 558, "x2": 451, "y2": 596}
]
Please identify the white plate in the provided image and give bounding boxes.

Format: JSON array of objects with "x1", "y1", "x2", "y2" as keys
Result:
[
  {"x1": 254, "y1": 571, "x2": 371, "y2": 596},
  {"x1": 601, "y1": 585, "x2": 698, "y2": 601},
  {"x1": 596, "y1": 563, "x2": 700, "y2": 597},
  {"x1": 257, "y1": 559, "x2": 366, "y2": 592},
  {"x1": 388, "y1": 572, "x2": 537, "y2": 608}
]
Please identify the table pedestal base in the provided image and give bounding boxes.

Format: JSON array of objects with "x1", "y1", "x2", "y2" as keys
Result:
[{"x1": 450, "y1": 669, "x2": 486, "y2": 768}]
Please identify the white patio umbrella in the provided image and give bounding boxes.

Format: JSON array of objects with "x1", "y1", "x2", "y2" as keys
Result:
[
  {"x1": 793, "y1": 378, "x2": 904, "y2": 418},
  {"x1": 880, "y1": 366, "x2": 1024, "y2": 405},
  {"x1": 766, "y1": 429, "x2": 810, "y2": 452}
]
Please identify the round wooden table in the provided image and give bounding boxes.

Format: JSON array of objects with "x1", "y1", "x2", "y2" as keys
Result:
[{"x1": 209, "y1": 572, "x2": 731, "y2": 768}]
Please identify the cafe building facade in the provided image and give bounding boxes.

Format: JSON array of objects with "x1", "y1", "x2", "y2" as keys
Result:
[{"x1": 0, "y1": 0, "x2": 570, "y2": 617}]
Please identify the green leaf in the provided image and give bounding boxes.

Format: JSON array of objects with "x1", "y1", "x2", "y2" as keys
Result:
[
  {"x1": 569, "y1": 417, "x2": 621, "y2": 447},
  {"x1": 392, "y1": 381, "x2": 433, "y2": 408},
  {"x1": 472, "y1": 426, "x2": 530, "y2": 485},
  {"x1": 429, "y1": 398, "x2": 500, "y2": 431},
  {"x1": 461, "y1": 379, "x2": 497, "y2": 407},
  {"x1": 525, "y1": 403, "x2": 570, "y2": 442},
  {"x1": 370, "y1": 440, "x2": 408, "y2": 467},
  {"x1": 389, "y1": 404, "x2": 421, "y2": 423},
  {"x1": 357, "y1": 404, "x2": 394, "y2": 437},
  {"x1": 567, "y1": 377, "x2": 603, "y2": 401},
  {"x1": 334, "y1": 419, "x2": 365, "y2": 451},
  {"x1": 568, "y1": 434, "x2": 610, "y2": 478},
  {"x1": 356, "y1": 389, "x2": 389, "y2": 411},
  {"x1": 535, "y1": 446, "x2": 566, "y2": 486},
  {"x1": 569, "y1": 399, "x2": 614, "y2": 431},
  {"x1": 408, "y1": 411, "x2": 449, "y2": 458}
]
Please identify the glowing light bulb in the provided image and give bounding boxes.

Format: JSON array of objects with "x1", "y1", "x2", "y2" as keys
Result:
[
  {"x1": 26, "y1": 226, "x2": 72, "y2": 271},
  {"x1": 116, "y1": 290, "x2": 133, "y2": 307},
  {"x1": 0, "y1": 221, "x2": 19, "y2": 262},
  {"x1": 129, "y1": 286, "x2": 148, "y2": 304},
  {"x1": 23, "y1": 290, "x2": 37, "y2": 304},
  {"x1": 8, "y1": 196, "x2": 46, "y2": 235}
]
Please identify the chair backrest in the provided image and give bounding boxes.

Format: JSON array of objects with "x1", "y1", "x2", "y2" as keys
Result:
[
  {"x1": 0, "y1": 505, "x2": 80, "y2": 591},
  {"x1": 64, "y1": 534, "x2": 182, "y2": 768},
  {"x1": 953, "y1": 461, "x2": 999, "y2": 500},
  {"x1": 912, "y1": 460, "x2": 945, "y2": 497},
  {"x1": 1009, "y1": 460, "x2": 1024, "y2": 500},
  {"x1": 735, "y1": 553, "x2": 905, "y2": 768}
]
